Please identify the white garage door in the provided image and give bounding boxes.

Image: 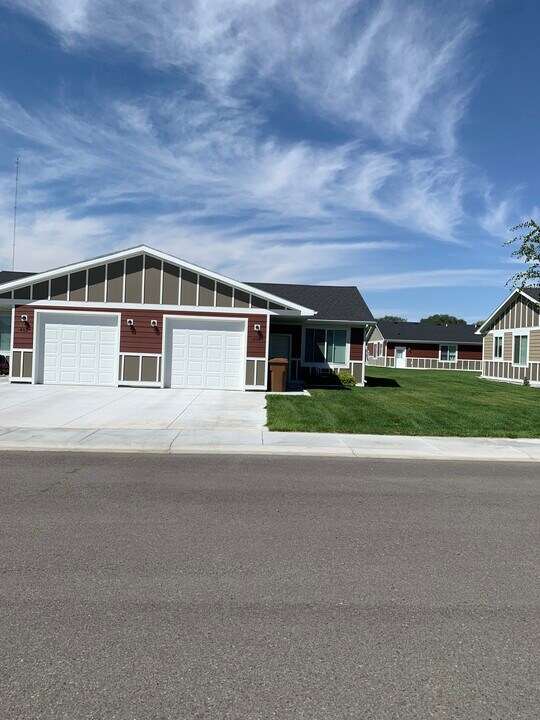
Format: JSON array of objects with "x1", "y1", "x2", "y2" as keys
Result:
[
  {"x1": 166, "y1": 318, "x2": 245, "y2": 390},
  {"x1": 38, "y1": 313, "x2": 119, "y2": 386}
]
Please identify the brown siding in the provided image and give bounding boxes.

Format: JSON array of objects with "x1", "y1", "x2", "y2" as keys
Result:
[
  {"x1": 50, "y1": 276, "x2": 68, "y2": 301},
  {"x1": 255, "y1": 359, "x2": 265, "y2": 386},
  {"x1": 11, "y1": 351, "x2": 21, "y2": 377},
  {"x1": 32, "y1": 280, "x2": 49, "y2": 301},
  {"x1": 125, "y1": 256, "x2": 143, "y2": 303},
  {"x1": 350, "y1": 328, "x2": 364, "y2": 361},
  {"x1": 141, "y1": 356, "x2": 158, "y2": 382},
  {"x1": 69, "y1": 271, "x2": 86, "y2": 302},
  {"x1": 22, "y1": 351, "x2": 33, "y2": 377},
  {"x1": 162, "y1": 263, "x2": 179, "y2": 305},
  {"x1": 14, "y1": 285, "x2": 31, "y2": 300},
  {"x1": 245, "y1": 359, "x2": 255, "y2": 385},
  {"x1": 198, "y1": 275, "x2": 215, "y2": 307},
  {"x1": 181, "y1": 270, "x2": 197, "y2": 306},
  {"x1": 123, "y1": 355, "x2": 140, "y2": 382},
  {"x1": 87, "y1": 265, "x2": 106, "y2": 302},
  {"x1": 483, "y1": 334, "x2": 493, "y2": 360},
  {"x1": 143, "y1": 255, "x2": 161, "y2": 304},
  {"x1": 234, "y1": 289, "x2": 250, "y2": 308},
  {"x1": 107, "y1": 262, "x2": 124, "y2": 302},
  {"x1": 216, "y1": 282, "x2": 233, "y2": 307},
  {"x1": 251, "y1": 295, "x2": 268, "y2": 309}
]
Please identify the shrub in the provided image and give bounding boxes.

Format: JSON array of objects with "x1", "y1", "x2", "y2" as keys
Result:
[
  {"x1": 337, "y1": 370, "x2": 356, "y2": 387},
  {"x1": 523, "y1": 375, "x2": 530, "y2": 387}
]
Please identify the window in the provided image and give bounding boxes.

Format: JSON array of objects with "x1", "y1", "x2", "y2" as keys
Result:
[
  {"x1": 305, "y1": 328, "x2": 347, "y2": 365},
  {"x1": 493, "y1": 335, "x2": 503, "y2": 359},
  {"x1": 440, "y1": 344, "x2": 457, "y2": 362},
  {"x1": 0, "y1": 308, "x2": 11, "y2": 353},
  {"x1": 513, "y1": 334, "x2": 528, "y2": 365}
]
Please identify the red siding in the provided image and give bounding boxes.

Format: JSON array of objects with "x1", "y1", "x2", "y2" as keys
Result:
[
  {"x1": 13, "y1": 306, "x2": 35, "y2": 349},
  {"x1": 12, "y1": 305, "x2": 267, "y2": 358},
  {"x1": 350, "y1": 327, "x2": 364, "y2": 361},
  {"x1": 387, "y1": 341, "x2": 482, "y2": 359},
  {"x1": 458, "y1": 344, "x2": 482, "y2": 360}
]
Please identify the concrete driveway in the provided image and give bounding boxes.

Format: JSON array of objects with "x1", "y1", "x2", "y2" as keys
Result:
[{"x1": 0, "y1": 383, "x2": 267, "y2": 431}]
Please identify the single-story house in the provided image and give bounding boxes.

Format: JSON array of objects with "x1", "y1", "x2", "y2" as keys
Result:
[
  {"x1": 367, "y1": 320, "x2": 482, "y2": 371},
  {"x1": 0, "y1": 245, "x2": 375, "y2": 390},
  {"x1": 476, "y1": 286, "x2": 540, "y2": 386}
]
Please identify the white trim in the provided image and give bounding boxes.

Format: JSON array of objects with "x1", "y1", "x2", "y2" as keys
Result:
[
  {"x1": 32, "y1": 309, "x2": 121, "y2": 386},
  {"x1": 511, "y1": 329, "x2": 529, "y2": 367},
  {"x1": 161, "y1": 314, "x2": 248, "y2": 391},
  {"x1": 159, "y1": 260, "x2": 164, "y2": 305},
  {"x1": 492, "y1": 331, "x2": 504, "y2": 361},
  {"x1": 17, "y1": 299, "x2": 273, "y2": 316},
  {"x1": 141, "y1": 254, "x2": 146, "y2": 305},
  {"x1": 0, "y1": 244, "x2": 316, "y2": 315},
  {"x1": 438, "y1": 343, "x2": 458, "y2": 362},
  {"x1": 476, "y1": 288, "x2": 540, "y2": 334}
]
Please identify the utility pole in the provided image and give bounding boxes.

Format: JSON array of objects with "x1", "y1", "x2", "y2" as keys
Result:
[{"x1": 12, "y1": 157, "x2": 20, "y2": 271}]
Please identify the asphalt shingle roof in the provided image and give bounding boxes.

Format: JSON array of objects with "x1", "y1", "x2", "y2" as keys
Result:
[
  {"x1": 377, "y1": 321, "x2": 481, "y2": 344},
  {"x1": 523, "y1": 287, "x2": 540, "y2": 302},
  {"x1": 0, "y1": 271, "x2": 35, "y2": 286},
  {"x1": 248, "y1": 283, "x2": 374, "y2": 322}
]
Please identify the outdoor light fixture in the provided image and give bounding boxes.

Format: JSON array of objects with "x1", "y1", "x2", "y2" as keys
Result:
[
  {"x1": 21, "y1": 314, "x2": 28, "y2": 323},
  {"x1": 150, "y1": 320, "x2": 158, "y2": 328},
  {"x1": 254, "y1": 324, "x2": 261, "y2": 331},
  {"x1": 126, "y1": 319, "x2": 134, "y2": 326}
]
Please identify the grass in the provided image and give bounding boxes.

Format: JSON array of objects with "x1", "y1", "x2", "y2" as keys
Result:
[{"x1": 266, "y1": 367, "x2": 540, "y2": 437}]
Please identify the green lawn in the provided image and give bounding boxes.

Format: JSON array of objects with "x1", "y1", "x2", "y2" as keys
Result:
[{"x1": 266, "y1": 367, "x2": 540, "y2": 437}]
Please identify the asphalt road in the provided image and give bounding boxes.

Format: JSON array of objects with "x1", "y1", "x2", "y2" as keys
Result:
[{"x1": 1, "y1": 453, "x2": 539, "y2": 720}]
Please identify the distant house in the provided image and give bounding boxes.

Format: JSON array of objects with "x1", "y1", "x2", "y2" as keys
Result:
[
  {"x1": 367, "y1": 321, "x2": 482, "y2": 371},
  {"x1": 476, "y1": 287, "x2": 540, "y2": 386}
]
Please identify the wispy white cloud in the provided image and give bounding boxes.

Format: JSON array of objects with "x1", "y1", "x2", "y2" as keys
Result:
[
  {"x1": 332, "y1": 268, "x2": 509, "y2": 291},
  {"x1": 0, "y1": 0, "x2": 501, "y2": 283}
]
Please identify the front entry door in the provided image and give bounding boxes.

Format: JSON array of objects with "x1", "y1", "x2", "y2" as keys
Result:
[{"x1": 395, "y1": 346, "x2": 407, "y2": 368}]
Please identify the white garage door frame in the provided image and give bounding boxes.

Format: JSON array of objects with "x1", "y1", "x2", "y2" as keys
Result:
[
  {"x1": 162, "y1": 314, "x2": 248, "y2": 391},
  {"x1": 33, "y1": 309, "x2": 121, "y2": 386}
]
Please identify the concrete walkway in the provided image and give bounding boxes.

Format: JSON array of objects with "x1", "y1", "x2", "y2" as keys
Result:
[{"x1": 0, "y1": 425, "x2": 539, "y2": 461}]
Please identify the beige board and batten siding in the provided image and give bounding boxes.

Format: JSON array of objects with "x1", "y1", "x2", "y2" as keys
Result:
[
  {"x1": 2, "y1": 253, "x2": 288, "y2": 311},
  {"x1": 489, "y1": 294, "x2": 540, "y2": 331}
]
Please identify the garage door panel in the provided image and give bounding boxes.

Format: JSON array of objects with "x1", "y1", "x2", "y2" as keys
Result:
[
  {"x1": 167, "y1": 319, "x2": 245, "y2": 390},
  {"x1": 38, "y1": 314, "x2": 119, "y2": 386}
]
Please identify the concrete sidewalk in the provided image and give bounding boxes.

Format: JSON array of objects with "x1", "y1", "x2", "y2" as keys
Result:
[{"x1": 0, "y1": 426, "x2": 539, "y2": 461}]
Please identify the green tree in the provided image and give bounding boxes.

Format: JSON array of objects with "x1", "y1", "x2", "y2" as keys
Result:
[
  {"x1": 506, "y1": 219, "x2": 540, "y2": 287},
  {"x1": 377, "y1": 315, "x2": 407, "y2": 322},
  {"x1": 420, "y1": 314, "x2": 466, "y2": 325}
]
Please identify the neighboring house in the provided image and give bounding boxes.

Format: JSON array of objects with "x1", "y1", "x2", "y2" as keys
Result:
[
  {"x1": 367, "y1": 321, "x2": 482, "y2": 371},
  {"x1": 476, "y1": 287, "x2": 540, "y2": 386},
  {"x1": 0, "y1": 246, "x2": 375, "y2": 390}
]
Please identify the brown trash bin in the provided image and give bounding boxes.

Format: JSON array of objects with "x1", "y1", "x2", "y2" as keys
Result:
[{"x1": 268, "y1": 357, "x2": 288, "y2": 392}]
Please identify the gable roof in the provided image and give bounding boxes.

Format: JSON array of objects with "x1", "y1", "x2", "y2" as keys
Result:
[
  {"x1": 0, "y1": 245, "x2": 315, "y2": 315},
  {"x1": 247, "y1": 283, "x2": 374, "y2": 322},
  {"x1": 0, "y1": 270, "x2": 35, "y2": 285},
  {"x1": 377, "y1": 320, "x2": 481, "y2": 344},
  {"x1": 477, "y1": 286, "x2": 540, "y2": 334}
]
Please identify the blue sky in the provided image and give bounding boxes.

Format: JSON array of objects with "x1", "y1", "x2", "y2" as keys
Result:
[{"x1": 0, "y1": 0, "x2": 538, "y2": 321}]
